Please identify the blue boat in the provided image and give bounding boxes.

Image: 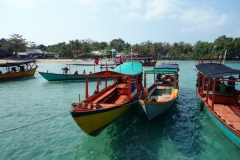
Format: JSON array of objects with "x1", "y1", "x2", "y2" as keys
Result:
[{"x1": 196, "y1": 58, "x2": 240, "y2": 149}]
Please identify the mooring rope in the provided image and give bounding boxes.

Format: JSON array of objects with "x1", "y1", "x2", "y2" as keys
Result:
[
  {"x1": 0, "y1": 111, "x2": 70, "y2": 135},
  {"x1": 0, "y1": 100, "x2": 140, "y2": 135}
]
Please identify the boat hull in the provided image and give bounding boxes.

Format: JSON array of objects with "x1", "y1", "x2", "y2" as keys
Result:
[
  {"x1": 70, "y1": 93, "x2": 140, "y2": 136},
  {"x1": 141, "y1": 61, "x2": 157, "y2": 66},
  {"x1": 140, "y1": 99, "x2": 175, "y2": 121},
  {"x1": 38, "y1": 72, "x2": 96, "y2": 81},
  {"x1": 202, "y1": 102, "x2": 240, "y2": 148},
  {"x1": 0, "y1": 68, "x2": 36, "y2": 80}
]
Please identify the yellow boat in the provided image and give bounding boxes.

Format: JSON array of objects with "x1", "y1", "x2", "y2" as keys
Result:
[
  {"x1": 0, "y1": 60, "x2": 38, "y2": 80},
  {"x1": 70, "y1": 62, "x2": 143, "y2": 136}
]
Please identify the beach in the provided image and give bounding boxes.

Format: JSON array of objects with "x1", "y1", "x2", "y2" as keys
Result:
[{"x1": 0, "y1": 58, "x2": 113, "y2": 63}]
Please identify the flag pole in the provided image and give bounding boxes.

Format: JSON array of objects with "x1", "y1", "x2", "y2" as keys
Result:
[
  {"x1": 223, "y1": 50, "x2": 227, "y2": 65},
  {"x1": 94, "y1": 60, "x2": 95, "y2": 73}
]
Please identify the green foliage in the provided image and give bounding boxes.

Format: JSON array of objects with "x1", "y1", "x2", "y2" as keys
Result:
[
  {"x1": 3, "y1": 34, "x2": 28, "y2": 57},
  {"x1": 1, "y1": 34, "x2": 240, "y2": 59}
]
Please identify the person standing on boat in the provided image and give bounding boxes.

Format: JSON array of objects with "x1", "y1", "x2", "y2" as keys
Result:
[
  {"x1": 62, "y1": 67, "x2": 69, "y2": 74},
  {"x1": 119, "y1": 56, "x2": 123, "y2": 64},
  {"x1": 83, "y1": 70, "x2": 86, "y2": 75}
]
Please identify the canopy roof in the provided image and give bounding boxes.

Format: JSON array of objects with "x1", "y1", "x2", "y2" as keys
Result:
[
  {"x1": 195, "y1": 63, "x2": 240, "y2": 78},
  {"x1": 113, "y1": 62, "x2": 142, "y2": 76},
  {"x1": 146, "y1": 68, "x2": 178, "y2": 75},
  {"x1": 0, "y1": 60, "x2": 36, "y2": 67},
  {"x1": 68, "y1": 63, "x2": 97, "y2": 66},
  {"x1": 69, "y1": 63, "x2": 115, "y2": 66}
]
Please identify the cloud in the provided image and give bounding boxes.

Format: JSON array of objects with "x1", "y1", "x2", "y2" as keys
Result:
[
  {"x1": 119, "y1": 0, "x2": 228, "y2": 32},
  {"x1": 179, "y1": 8, "x2": 227, "y2": 32},
  {"x1": 0, "y1": 0, "x2": 37, "y2": 8},
  {"x1": 74, "y1": 0, "x2": 110, "y2": 11}
]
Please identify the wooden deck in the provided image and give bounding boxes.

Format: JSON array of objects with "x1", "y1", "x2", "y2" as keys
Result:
[
  {"x1": 213, "y1": 104, "x2": 240, "y2": 131},
  {"x1": 206, "y1": 100, "x2": 240, "y2": 131},
  {"x1": 199, "y1": 91, "x2": 240, "y2": 133}
]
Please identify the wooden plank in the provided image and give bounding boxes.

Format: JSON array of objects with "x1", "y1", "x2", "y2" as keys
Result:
[
  {"x1": 115, "y1": 95, "x2": 127, "y2": 104},
  {"x1": 213, "y1": 104, "x2": 240, "y2": 131},
  {"x1": 93, "y1": 87, "x2": 116, "y2": 103}
]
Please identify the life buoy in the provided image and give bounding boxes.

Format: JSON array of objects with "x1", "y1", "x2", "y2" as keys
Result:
[{"x1": 199, "y1": 101, "x2": 204, "y2": 111}]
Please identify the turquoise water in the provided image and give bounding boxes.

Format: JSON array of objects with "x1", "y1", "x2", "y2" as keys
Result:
[{"x1": 1, "y1": 60, "x2": 240, "y2": 160}]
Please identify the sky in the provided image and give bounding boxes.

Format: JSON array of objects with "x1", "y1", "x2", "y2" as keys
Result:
[{"x1": 1, "y1": 0, "x2": 240, "y2": 46}]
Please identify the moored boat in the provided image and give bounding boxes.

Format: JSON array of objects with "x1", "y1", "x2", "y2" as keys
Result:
[
  {"x1": 39, "y1": 63, "x2": 102, "y2": 81},
  {"x1": 139, "y1": 63, "x2": 179, "y2": 121},
  {"x1": 0, "y1": 60, "x2": 38, "y2": 80},
  {"x1": 196, "y1": 58, "x2": 240, "y2": 148},
  {"x1": 70, "y1": 62, "x2": 143, "y2": 136},
  {"x1": 114, "y1": 57, "x2": 157, "y2": 66}
]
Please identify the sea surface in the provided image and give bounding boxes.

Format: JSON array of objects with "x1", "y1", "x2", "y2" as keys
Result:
[{"x1": 1, "y1": 60, "x2": 240, "y2": 160}]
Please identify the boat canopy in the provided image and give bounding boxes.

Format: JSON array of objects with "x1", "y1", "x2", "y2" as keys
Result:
[
  {"x1": 67, "y1": 63, "x2": 115, "y2": 66},
  {"x1": 87, "y1": 70, "x2": 130, "y2": 78},
  {"x1": 68, "y1": 64, "x2": 96, "y2": 66},
  {"x1": 0, "y1": 60, "x2": 36, "y2": 67},
  {"x1": 195, "y1": 63, "x2": 240, "y2": 78},
  {"x1": 113, "y1": 62, "x2": 142, "y2": 76},
  {"x1": 146, "y1": 68, "x2": 178, "y2": 74}
]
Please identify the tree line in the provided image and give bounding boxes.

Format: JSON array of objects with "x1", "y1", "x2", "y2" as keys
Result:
[{"x1": 0, "y1": 34, "x2": 240, "y2": 59}]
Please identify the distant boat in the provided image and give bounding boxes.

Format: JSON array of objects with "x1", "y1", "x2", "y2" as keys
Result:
[
  {"x1": 114, "y1": 57, "x2": 157, "y2": 66},
  {"x1": 38, "y1": 63, "x2": 115, "y2": 81},
  {"x1": 139, "y1": 63, "x2": 179, "y2": 121},
  {"x1": 0, "y1": 60, "x2": 38, "y2": 80},
  {"x1": 196, "y1": 58, "x2": 240, "y2": 149},
  {"x1": 70, "y1": 62, "x2": 143, "y2": 136}
]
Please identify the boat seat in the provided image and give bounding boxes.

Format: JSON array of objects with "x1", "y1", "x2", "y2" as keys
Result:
[
  {"x1": 114, "y1": 95, "x2": 127, "y2": 104},
  {"x1": 92, "y1": 87, "x2": 116, "y2": 103}
]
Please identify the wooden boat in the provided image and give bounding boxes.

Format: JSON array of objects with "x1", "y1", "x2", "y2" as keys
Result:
[
  {"x1": 114, "y1": 57, "x2": 157, "y2": 66},
  {"x1": 39, "y1": 63, "x2": 104, "y2": 81},
  {"x1": 0, "y1": 60, "x2": 38, "y2": 80},
  {"x1": 70, "y1": 62, "x2": 143, "y2": 136},
  {"x1": 195, "y1": 58, "x2": 240, "y2": 148},
  {"x1": 139, "y1": 63, "x2": 179, "y2": 121},
  {"x1": 38, "y1": 72, "x2": 97, "y2": 81}
]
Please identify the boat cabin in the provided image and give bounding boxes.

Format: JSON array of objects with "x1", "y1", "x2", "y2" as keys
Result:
[{"x1": 196, "y1": 63, "x2": 240, "y2": 109}]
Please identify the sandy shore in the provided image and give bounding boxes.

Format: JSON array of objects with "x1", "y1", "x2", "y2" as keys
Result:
[{"x1": 0, "y1": 59, "x2": 110, "y2": 63}]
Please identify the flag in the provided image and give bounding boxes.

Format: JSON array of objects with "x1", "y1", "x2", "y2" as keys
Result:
[
  {"x1": 94, "y1": 57, "x2": 99, "y2": 64},
  {"x1": 119, "y1": 56, "x2": 123, "y2": 64}
]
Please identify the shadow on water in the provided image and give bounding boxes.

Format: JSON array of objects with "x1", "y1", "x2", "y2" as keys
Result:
[
  {"x1": 80, "y1": 87, "x2": 204, "y2": 159},
  {"x1": 73, "y1": 87, "x2": 205, "y2": 159}
]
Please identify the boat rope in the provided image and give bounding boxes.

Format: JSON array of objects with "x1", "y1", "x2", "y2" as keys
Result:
[{"x1": 0, "y1": 111, "x2": 70, "y2": 135}]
